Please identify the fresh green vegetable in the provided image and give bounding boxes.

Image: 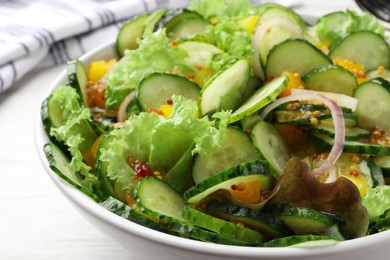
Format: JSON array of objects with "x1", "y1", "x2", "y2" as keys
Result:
[{"x1": 41, "y1": 0, "x2": 390, "y2": 248}]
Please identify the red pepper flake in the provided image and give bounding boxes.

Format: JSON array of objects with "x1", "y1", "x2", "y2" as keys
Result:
[
  {"x1": 132, "y1": 161, "x2": 151, "y2": 178},
  {"x1": 166, "y1": 97, "x2": 173, "y2": 105},
  {"x1": 350, "y1": 170, "x2": 359, "y2": 177},
  {"x1": 172, "y1": 41, "x2": 177, "y2": 47},
  {"x1": 247, "y1": 129, "x2": 252, "y2": 135}
]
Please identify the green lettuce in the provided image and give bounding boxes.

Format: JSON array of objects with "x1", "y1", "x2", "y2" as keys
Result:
[
  {"x1": 49, "y1": 86, "x2": 99, "y2": 192},
  {"x1": 99, "y1": 96, "x2": 230, "y2": 201},
  {"x1": 312, "y1": 10, "x2": 385, "y2": 48},
  {"x1": 362, "y1": 185, "x2": 390, "y2": 220},
  {"x1": 105, "y1": 29, "x2": 196, "y2": 110},
  {"x1": 188, "y1": 0, "x2": 252, "y2": 19}
]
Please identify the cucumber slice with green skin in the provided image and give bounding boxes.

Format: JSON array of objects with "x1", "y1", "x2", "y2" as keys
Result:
[
  {"x1": 159, "y1": 9, "x2": 211, "y2": 40},
  {"x1": 183, "y1": 206, "x2": 263, "y2": 245},
  {"x1": 67, "y1": 60, "x2": 89, "y2": 106},
  {"x1": 136, "y1": 73, "x2": 200, "y2": 111},
  {"x1": 257, "y1": 3, "x2": 307, "y2": 29},
  {"x1": 312, "y1": 133, "x2": 390, "y2": 156},
  {"x1": 374, "y1": 156, "x2": 390, "y2": 177},
  {"x1": 314, "y1": 224, "x2": 345, "y2": 241},
  {"x1": 310, "y1": 125, "x2": 370, "y2": 141},
  {"x1": 167, "y1": 219, "x2": 256, "y2": 246},
  {"x1": 319, "y1": 116, "x2": 357, "y2": 128},
  {"x1": 255, "y1": 16, "x2": 304, "y2": 66},
  {"x1": 367, "y1": 67, "x2": 390, "y2": 82},
  {"x1": 100, "y1": 196, "x2": 167, "y2": 232},
  {"x1": 176, "y1": 41, "x2": 223, "y2": 69},
  {"x1": 116, "y1": 14, "x2": 149, "y2": 57},
  {"x1": 185, "y1": 160, "x2": 271, "y2": 204},
  {"x1": 353, "y1": 78, "x2": 390, "y2": 134},
  {"x1": 263, "y1": 235, "x2": 339, "y2": 247},
  {"x1": 329, "y1": 31, "x2": 390, "y2": 71},
  {"x1": 251, "y1": 121, "x2": 291, "y2": 179},
  {"x1": 277, "y1": 102, "x2": 353, "y2": 114},
  {"x1": 191, "y1": 127, "x2": 259, "y2": 184},
  {"x1": 142, "y1": 9, "x2": 169, "y2": 35},
  {"x1": 275, "y1": 111, "x2": 358, "y2": 127},
  {"x1": 199, "y1": 59, "x2": 250, "y2": 116},
  {"x1": 265, "y1": 39, "x2": 332, "y2": 80},
  {"x1": 229, "y1": 76, "x2": 288, "y2": 123},
  {"x1": 44, "y1": 143, "x2": 101, "y2": 202},
  {"x1": 303, "y1": 65, "x2": 357, "y2": 96},
  {"x1": 271, "y1": 204, "x2": 343, "y2": 235},
  {"x1": 134, "y1": 177, "x2": 186, "y2": 223},
  {"x1": 205, "y1": 200, "x2": 292, "y2": 239}
]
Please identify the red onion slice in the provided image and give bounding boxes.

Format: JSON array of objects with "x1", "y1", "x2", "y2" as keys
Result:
[
  {"x1": 260, "y1": 92, "x2": 345, "y2": 177},
  {"x1": 117, "y1": 90, "x2": 137, "y2": 123}
]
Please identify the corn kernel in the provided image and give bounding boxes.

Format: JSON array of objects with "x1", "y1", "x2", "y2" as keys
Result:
[{"x1": 239, "y1": 15, "x2": 259, "y2": 35}]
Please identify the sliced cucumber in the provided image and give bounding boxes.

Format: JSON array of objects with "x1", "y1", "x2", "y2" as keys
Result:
[
  {"x1": 275, "y1": 110, "x2": 358, "y2": 127},
  {"x1": 265, "y1": 39, "x2": 332, "y2": 80},
  {"x1": 257, "y1": 3, "x2": 307, "y2": 29},
  {"x1": 160, "y1": 9, "x2": 211, "y2": 40},
  {"x1": 205, "y1": 200, "x2": 292, "y2": 239},
  {"x1": 367, "y1": 67, "x2": 390, "y2": 82},
  {"x1": 272, "y1": 204, "x2": 343, "y2": 235},
  {"x1": 374, "y1": 156, "x2": 390, "y2": 177},
  {"x1": 183, "y1": 206, "x2": 263, "y2": 245},
  {"x1": 134, "y1": 177, "x2": 185, "y2": 222},
  {"x1": 191, "y1": 127, "x2": 258, "y2": 184},
  {"x1": 44, "y1": 143, "x2": 100, "y2": 201},
  {"x1": 116, "y1": 14, "x2": 149, "y2": 57},
  {"x1": 303, "y1": 65, "x2": 357, "y2": 96},
  {"x1": 100, "y1": 196, "x2": 167, "y2": 232},
  {"x1": 277, "y1": 101, "x2": 352, "y2": 114},
  {"x1": 255, "y1": 16, "x2": 304, "y2": 66},
  {"x1": 167, "y1": 219, "x2": 257, "y2": 246},
  {"x1": 312, "y1": 133, "x2": 390, "y2": 156},
  {"x1": 329, "y1": 31, "x2": 390, "y2": 71},
  {"x1": 199, "y1": 59, "x2": 250, "y2": 116},
  {"x1": 263, "y1": 235, "x2": 339, "y2": 247},
  {"x1": 251, "y1": 121, "x2": 291, "y2": 179},
  {"x1": 67, "y1": 60, "x2": 89, "y2": 106},
  {"x1": 136, "y1": 73, "x2": 200, "y2": 111},
  {"x1": 353, "y1": 78, "x2": 390, "y2": 133},
  {"x1": 311, "y1": 124, "x2": 370, "y2": 141},
  {"x1": 229, "y1": 76, "x2": 288, "y2": 123},
  {"x1": 320, "y1": 116, "x2": 357, "y2": 128},
  {"x1": 185, "y1": 160, "x2": 271, "y2": 204}
]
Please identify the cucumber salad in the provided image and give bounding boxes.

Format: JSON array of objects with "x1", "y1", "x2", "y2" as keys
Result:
[{"x1": 41, "y1": 0, "x2": 390, "y2": 247}]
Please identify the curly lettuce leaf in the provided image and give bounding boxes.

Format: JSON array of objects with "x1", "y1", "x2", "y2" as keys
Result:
[
  {"x1": 149, "y1": 96, "x2": 230, "y2": 173},
  {"x1": 312, "y1": 10, "x2": 385, "y2": 48},
  {"x1": 105, "y1": 29, "x2": 196, "y2": 110},
  {"x1": 362, "y1": 185, "x2": 390, "y2": 220},
  {"x1": 99, "y1": 112, "x2": 163, "y2": 201},
  {"x1": 49, "y1": 86, "x2": 99, "y2": 192},
  {"x1": 188, "y1": 0, "x2": 252, "y2": 19},
  {"x1": 99, "y1": 96, "x2": 230, "y2": 200}
]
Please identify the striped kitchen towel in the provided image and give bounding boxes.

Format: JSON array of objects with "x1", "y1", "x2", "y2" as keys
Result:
[{"x1": 0, "y1": 0, "x2": 301, "y2": 94}]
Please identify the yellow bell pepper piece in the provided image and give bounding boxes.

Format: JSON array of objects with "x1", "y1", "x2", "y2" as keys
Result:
[
  {"x1": 88, "y1": 59, "x2": 117, "y2": 83},
  {"x1": 239, "y1": 15, "x2": 259, "y2": 35}
]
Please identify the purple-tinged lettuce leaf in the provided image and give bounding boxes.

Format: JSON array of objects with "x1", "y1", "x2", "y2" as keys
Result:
[{"x1": 268, "y1": 157, "x2": 369, "y2": 239}]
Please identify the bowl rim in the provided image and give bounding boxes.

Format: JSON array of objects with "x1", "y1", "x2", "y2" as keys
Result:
[{"x1": 34, "y1": 31, "x2": 390, "y2": 259}]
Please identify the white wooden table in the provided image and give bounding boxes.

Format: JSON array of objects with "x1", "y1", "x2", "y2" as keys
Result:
[{"x1": 0, "y1": 1, "x2": 359, "y2": 259}]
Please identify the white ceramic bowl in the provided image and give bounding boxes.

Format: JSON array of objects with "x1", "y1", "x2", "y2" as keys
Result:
[{"x1": 35, "y1": 40, "x2": 390, "y2": 260}]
